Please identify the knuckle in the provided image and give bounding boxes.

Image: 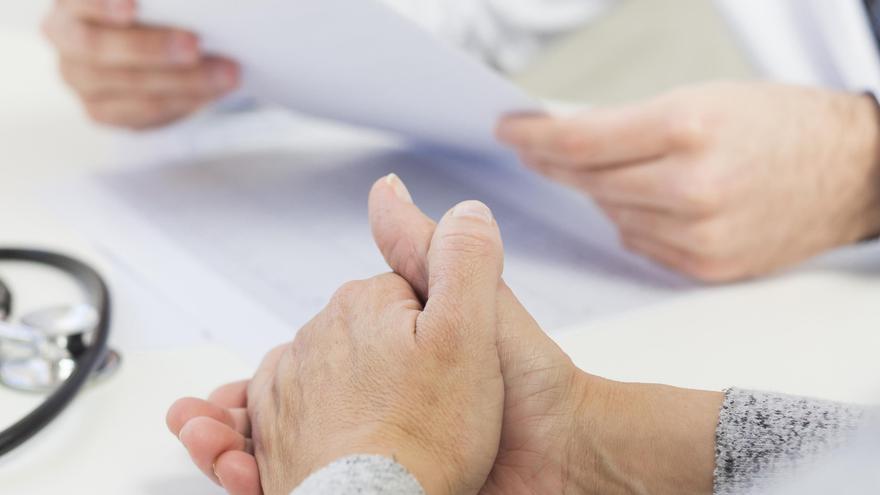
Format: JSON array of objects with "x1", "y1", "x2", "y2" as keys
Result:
[
  {"x1": 687, "y1": 221, "x2": 728, "y2": 254},
  {"x1": 556, "y1": 127, "x2": 589, "y2": 157},
  {"x1": 674, "y1": 169, "x2": 726, "y2": 216},
  {"x1": 134, "y1": 98, "x2": 166, "y2": 124},
  {"x1": 136, "y1": 97, "x2": 194, "y2": 128},
  {"x1": 119, "y1": 69, "x2": 149, "y2": 91},
  {"x1": 124, "y1": 120, "x2": 156, "y2": 131},
  {"x1": 275, "y1": 344, "x2": 298, "y2": 380},
  {"x1": 290, "y1": 331, "x2": 309, "y2": 358},
  {"x1": 127, "y1": 31, "x2": 166, "y2": 58},
  {"x1": 133, "y1": 30, "x2": 186, "y2": 63},
  {"x1": 685, "y1": 257, "x2": 743, "y2": 284},
  {"x1": 62, "y1": 62, "x2": 100, "y2": 95},
  {"x1": 83, "y1": 100, "x2": 110, "y2": 124},
  {"x1": 330, "y1": 280, "x2": 366, "y2": 308},
  {"x1": 370, "y1": 272, "x2": 414, "y2": 299},
  {"x1": 619, "y1": 232, "x2": 638, "y2": 252},
  {"x1": 610, "y1": 209, "x2": 634, "y2": 229},
  {"x1": 58, "y1": 59, "x2": 79, "y2": 86},
  {"x1": 40, "y1": 14, "x2": 56, "y2": 40},
  {"x1": 73, "y1": 23, "x2": 101, "y2": 55},
  {"x1": 665, "y1": 110, "x2": 708, "y2": 150}
]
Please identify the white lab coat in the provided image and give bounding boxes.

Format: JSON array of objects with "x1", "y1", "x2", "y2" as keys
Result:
[
  {"x1": 382, "y1": 0, "x2": 880, "y2": 95},
  {"x1": 378, "y1": 0, "x2": 612, "y2": 71},
  {"x1": 716, "y1": 0, "x2": 880, "y2": 94}
]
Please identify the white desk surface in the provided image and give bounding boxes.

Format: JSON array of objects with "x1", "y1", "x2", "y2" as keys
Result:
[{"x1": 1, "y1": 6, "x2": 879, "y2": 494}]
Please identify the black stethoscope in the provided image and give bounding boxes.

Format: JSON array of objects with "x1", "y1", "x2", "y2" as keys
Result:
[{"x1": 0, "y1": 248, "x2": 119, "y2": 457}]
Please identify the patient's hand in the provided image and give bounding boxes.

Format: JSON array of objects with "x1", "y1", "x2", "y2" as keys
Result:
[
  {"x1": 168, "y1": 176, "x2": 721, "y2": 495},
  {"x1": 169, "y1": 193, "x2": 508, "y2": 495},
  {"x1": 168, "y1": 175, "x2": 599, "y2": 494},
  {"x1": 168, "y1": 175, "x2": 720, "y2": 495},
  {"x1": 42, "y1": 0, "x2": 240, "y2": 129},
  {"x1": 369, "y1": 176, "x2": 594, "y2": 494}
]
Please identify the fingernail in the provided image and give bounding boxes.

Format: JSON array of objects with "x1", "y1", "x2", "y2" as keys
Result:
[
  {"x1": 213, "y1": 463, "x2": 224, "y2": 487},
  {"x1": 169, "y1": 32, "x2": 198, "y2": 64},
  {"x1": 385, "y1": 173, "x2": 413, "y2": 204},
  {"x1": 452, "y1": 200, "x2": 493, "y2": 224},
  {"x1": 211, "y1": 64, "x2": 237, "y2": 91},
  {"x1": 105, "y1": 0, "x2": 134, "y2": 22}
]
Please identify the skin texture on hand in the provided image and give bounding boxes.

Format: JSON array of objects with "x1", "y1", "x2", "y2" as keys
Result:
[
  {"x1": 42, "y1": 0, "x2": 240, "y2": 129},
  {"x1": 370, "y1": 176, "x2": 590, "y2": 494},
  {"x1": 172, "y1": 181, "x2": 509, "y2": 495},
  {"x1": 167, "y1": 174, "x2": 724, "y2": 495},
  {"x1": 498, "y1": 82, "x2": 880, "y2": 282},
  {"x1": 370, "y1": 176, "x2": 723, "y2": 495}
]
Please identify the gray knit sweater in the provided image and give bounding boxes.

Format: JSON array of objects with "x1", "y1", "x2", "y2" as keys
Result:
[{"x1": 291, "y1": 388, "x2": 870, "y2": 495}]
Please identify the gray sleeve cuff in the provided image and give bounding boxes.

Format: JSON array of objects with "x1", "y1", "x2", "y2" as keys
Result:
[
  {"x1": 713, "y1": 388, "x2": 866, "y2": 495},
  {"x1": 291, "y1": 454, "x2": 426, "y2": 495}
]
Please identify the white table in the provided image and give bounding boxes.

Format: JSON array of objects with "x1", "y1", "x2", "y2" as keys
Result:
[{"x1": 1, "y1": 4, "x2": 879, "y2": 494}]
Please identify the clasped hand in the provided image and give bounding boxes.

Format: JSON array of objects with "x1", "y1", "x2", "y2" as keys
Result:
[{"x1": 167, "y1": 174, "x2": 601, "y2": 495}]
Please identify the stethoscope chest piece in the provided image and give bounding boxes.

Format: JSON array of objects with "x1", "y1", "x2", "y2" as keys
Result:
[
  {"x1": 0, "y1": 304, "x2": 121, "y2": 394},
  {"x1": 0, "y1": 249, "x2": 115, "y2": 458}
]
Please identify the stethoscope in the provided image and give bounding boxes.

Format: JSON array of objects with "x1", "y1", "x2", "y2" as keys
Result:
[{"x1": 0, "y1": 248, "x2": 120, "y2": 457}]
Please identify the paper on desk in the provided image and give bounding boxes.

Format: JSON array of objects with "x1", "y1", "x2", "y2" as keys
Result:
[
  {"x1": 138, "y1": 0, "x2": 538, "y2": 157},
  {"x1": 48, "y1": 114, "x2": 693, "y2": 366}
]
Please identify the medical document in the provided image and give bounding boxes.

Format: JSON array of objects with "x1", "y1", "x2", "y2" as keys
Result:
[
  {"x1": 138, "y1": 0, "x2": 537, "y2": 157},
  {"x1": 53, "y1": 110, "x2": 691, "y2": 365}
]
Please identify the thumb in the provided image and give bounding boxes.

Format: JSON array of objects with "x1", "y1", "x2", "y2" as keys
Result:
[
  {"x1": 419, "y1": 200, "x2": 504, "y2": 346},
  {"x1": 368, "y1": 173, "x2": 435, "y2": 301}
]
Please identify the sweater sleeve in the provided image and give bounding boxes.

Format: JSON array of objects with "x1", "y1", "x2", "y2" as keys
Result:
[
  {"x1": 376, "y1": 0, "x2": 613, "y2": 72},
  {"x1": 291, "y1": 455, "x2": 426, "y2": 495},
  {"x1": 713, "y1": 388, "x2": 867, "y2": 495}
]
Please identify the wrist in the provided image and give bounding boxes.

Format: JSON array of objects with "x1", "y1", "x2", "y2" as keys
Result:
[
  {"x1": 566, "y1": 372, "x2": 722, "y2": 495},
  {"x1": 840, "y1": 93, "x2": 880, "y2": 242}
]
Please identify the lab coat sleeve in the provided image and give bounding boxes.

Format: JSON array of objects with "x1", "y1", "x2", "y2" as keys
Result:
[
  {"x1": 290, "y1": 455, "x2": 426, "y2": 495},
  {"x1": 377, "y1": 0, "x2": 614, "y2": 72}
]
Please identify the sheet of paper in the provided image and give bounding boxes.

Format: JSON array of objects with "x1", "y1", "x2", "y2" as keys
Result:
[
  {"x1": 49, "y1": 113, "x2": 692, "y2": 365},
  {"x1": 138, "y1": 0, "x2": 538, "y2": 157},
  {"x1": 47, "y1": 111, "x2": 880, "y2": 367}
]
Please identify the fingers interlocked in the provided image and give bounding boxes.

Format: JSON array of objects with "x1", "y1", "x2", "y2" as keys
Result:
[{"x1": 169, "y1": 174, "x2": 508, "y2": 495}]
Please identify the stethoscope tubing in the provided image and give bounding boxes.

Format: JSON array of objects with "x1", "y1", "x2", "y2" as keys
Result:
[
  {"x1": 0, "y1": 276, "x2": 10, "y2": 320},
  {"x1": 0, "y1": 248, "x2": 112, "y2": 458}
]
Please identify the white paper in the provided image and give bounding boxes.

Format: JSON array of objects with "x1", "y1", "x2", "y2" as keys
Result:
[
  {"x1": 138, "y1": 0, "x2": 538, "y2": 157},
  {"x1": 48, "y1": 110, "x2": 880, "y2": 367},
  {"x1": 49, "y1": 114, "x2": 691, "y2": 365}
]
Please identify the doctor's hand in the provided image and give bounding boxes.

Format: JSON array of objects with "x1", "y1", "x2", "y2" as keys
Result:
[
  {"x1": 42, "y1": 0, "x2": 240, "y2": 129},
  {"x1": 170, "y1": 192, "x2": 508, "y2": 495},
  {"x1": 499, "y1": 82, "x2": 880, "y2": 282}
]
